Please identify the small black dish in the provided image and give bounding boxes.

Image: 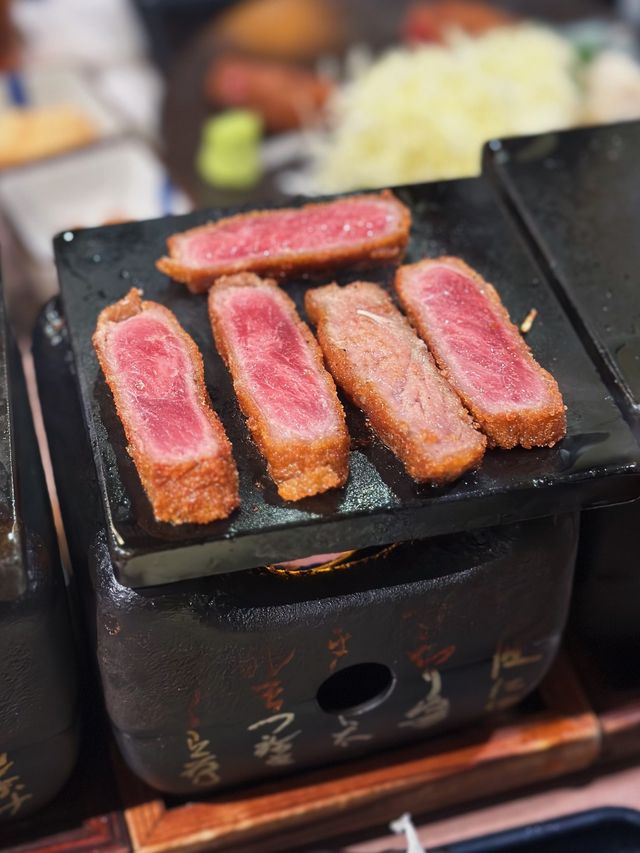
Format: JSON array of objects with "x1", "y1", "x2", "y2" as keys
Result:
[
  {"x1": 485, "y1": 120, "x2": 640, "y2": 429},
  {"x1": 432, "y1": 807, "x2": 640, "y2": 852}
]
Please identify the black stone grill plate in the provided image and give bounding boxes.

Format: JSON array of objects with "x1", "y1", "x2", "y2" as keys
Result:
[{"x1": 55, "y1": 177, "x2": 640, "y2": 587}]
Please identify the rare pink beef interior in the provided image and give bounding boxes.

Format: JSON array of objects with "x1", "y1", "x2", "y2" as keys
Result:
[
  {"x1": 313, "y1": 283, "x2": 481, "y2": 448},
  {"x1": 212, "y1": 286, "x2": 341, "y2": 440},
  {"x1": 403, "y1": 264, "x2": 551, "y2": 412},
  {"x1": 103, "y1": 309, "x2": 220, "y2": 462},
  {"x1": 175, "y1": 197, "x2": 404, "y2": 268}
]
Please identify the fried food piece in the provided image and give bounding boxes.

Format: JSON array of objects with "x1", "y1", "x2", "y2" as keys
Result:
[
  {"x1": 212, "y1": 0, "x2": 344, "y2": 62},
  {"x1": 156, "y1": 191, "x2": 411, "y2": 293},
  {"x1": 93, "y1": 288, "x2": 239, "y2": 524},
  {"x1": 205, "y1": 55, "x2": 332, "y2": 132},
  {"x1": 0, "y1": 105, "x2": 97, "y2": 169},
  {"x1": 395, "y1": 257, "x2": 566, "y2": 448},
  {"x1": 209, "y1": 273, "x2": 349, "y2": 500},
  {"x1": 305, "y1": 281, "x2": 486, "y2": 483}
]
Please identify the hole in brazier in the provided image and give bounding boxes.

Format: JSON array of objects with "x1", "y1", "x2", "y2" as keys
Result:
[{"x1": 316, "y1": 662, "x2": 395, "y2": 715}]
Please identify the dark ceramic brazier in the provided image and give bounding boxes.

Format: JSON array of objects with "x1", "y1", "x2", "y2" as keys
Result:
[
  {"x1": 96, "y1": 520, "x2": 577, "y2": 794},
  {"x1": 0, "y1": 295, "x2": 78, "y2": 821},
  {"x1": 486, "y1": 122, "x2": 640, "y2": 668},
  {"x1": 34, "y1": 298, "x2": 579, "y2": 794}
]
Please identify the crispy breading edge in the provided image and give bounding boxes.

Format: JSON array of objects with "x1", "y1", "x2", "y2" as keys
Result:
[
  {"x1": 395, "y1": 257, "x2": 567, "y2": 449},
  {"x1": 305, "y1": 281, "x2": 486, "y2": 484},
  {"x1": 157, "y1": 191, "x2": 411, "y2": 293},
  {"x1": 92, "y1": 287, "x2": 239, "y2": 524},
  {"x1": 208, "y1": 273, "x2": 350, "y2": 501}
]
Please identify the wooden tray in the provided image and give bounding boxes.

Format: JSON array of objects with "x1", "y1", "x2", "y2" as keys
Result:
[
  {"x1": 118, "y1": 653, "x2": 599, "y2": 853},
  {"x1": 1, "y1": 653, "x2": 600, "y2": 853},
  {"x1": 569, "y1": 640, "x2": 640, "y2": 765}
]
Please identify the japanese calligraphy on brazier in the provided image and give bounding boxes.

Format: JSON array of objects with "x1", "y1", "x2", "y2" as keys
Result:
[
  {"x1": 0, "y1": 752, "x2": 31, "y2": 817},
  {"x1": 248, "y1": 713, "x2": 301, "y2": 767},
  {"x1": 180, "y1": 730, "x2": 221, "y2": 787},
  {"x1": 486, "y1": 643, "x2": 542, "y2": 712}
]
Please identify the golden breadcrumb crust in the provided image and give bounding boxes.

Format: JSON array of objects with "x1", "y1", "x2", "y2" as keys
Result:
[
  {"x1": 305, "y1": 281, "x2": 486, "y2": 484},
  {"x1": 157, "y1": 191, "x2": 411, "y2": 293},
  {"x1": 395, "y1": 257, "x2": 567, "y2": 449},
  {"x1": 93, "y1": 288, "x2": 239, "y2": 524},
  {"x1": 209, "y1": 273, "x2": 349, "y2": 500}
]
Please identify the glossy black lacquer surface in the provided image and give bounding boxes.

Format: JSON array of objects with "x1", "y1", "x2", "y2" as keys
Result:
[
  {"x1": 0, "y1": 290, "x2": 78, "y2": 819},
  {"x1": 486, "y1": 121, "x2": 640, "y2": 428},
  {"x1": 54, "y1": 177, "x2": 640, "y2": 587}
]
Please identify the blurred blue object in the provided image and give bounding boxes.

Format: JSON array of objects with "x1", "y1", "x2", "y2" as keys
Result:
[{"x1": 6, "y1": 72, "x2": 27, "y2": 105}]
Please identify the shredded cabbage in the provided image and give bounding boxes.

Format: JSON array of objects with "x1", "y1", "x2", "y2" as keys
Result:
[{"x1": 315, "y1": 24, "x2": 582, "y2": 191}]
